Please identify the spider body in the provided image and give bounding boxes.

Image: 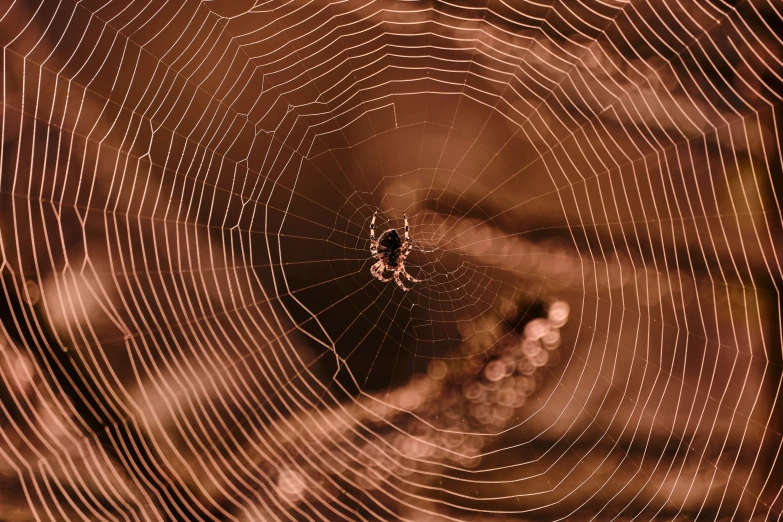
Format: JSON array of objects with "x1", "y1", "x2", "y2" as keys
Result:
[
  {"x1": 370, "y1": 212, "x2": 420, "y2": 291},
  {"x1": 377, "y1": 229, "x2": 403, "y2": 267}
]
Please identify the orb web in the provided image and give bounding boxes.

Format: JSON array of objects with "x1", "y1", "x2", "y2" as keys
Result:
[{"x1": 1, "y1": 0, "x2": 782, "y2": 520}]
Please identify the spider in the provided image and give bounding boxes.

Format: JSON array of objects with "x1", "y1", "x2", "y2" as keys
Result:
[{"x1": 370, "y1": 212, "x2": 421, "y2": 291}]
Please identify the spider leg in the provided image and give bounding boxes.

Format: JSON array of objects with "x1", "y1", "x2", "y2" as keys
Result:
[
  {"x1": 370, "y1": 212, "x2": 379, "y2": 256},
  {"x1": 371, "y1": 261, "x2": 392, "y2": 282},
  {"x1": 403, "y1": 212, "x2": 410, "y2": 240},
  {"x1": 393, "y1": 270, "x2": 409, "y2": 291},
  {"x1": 401, "y1": 266, "x2": 421, "y2": 283}
]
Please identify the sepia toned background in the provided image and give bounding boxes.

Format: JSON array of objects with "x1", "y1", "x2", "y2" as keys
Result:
[{"x1": 1, "y1": 0, "x2": 782, "y2": 520}]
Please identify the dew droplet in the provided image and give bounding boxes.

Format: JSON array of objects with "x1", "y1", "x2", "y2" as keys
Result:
[
  {"x1": 483, "y1": 359, "x2": 506, "y2": 382},
  {"x1": 524, "y1": 318, "x2": 550, "y2": 340},
  {"x1": 427, "y1": 359, "x2": 449, "y2": 380},
  {"x1": 548, "y1": 300, "x2": 570, "y2": 327}
]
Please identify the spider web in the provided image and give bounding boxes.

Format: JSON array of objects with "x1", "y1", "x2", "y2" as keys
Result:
[{"x1": 1, "y1": 0, "x2": 782, "y2": 520}]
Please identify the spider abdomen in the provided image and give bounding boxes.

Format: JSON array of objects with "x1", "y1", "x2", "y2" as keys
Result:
[{"x1": 378, "y1": 229, "x2": 403, "y2": 267}]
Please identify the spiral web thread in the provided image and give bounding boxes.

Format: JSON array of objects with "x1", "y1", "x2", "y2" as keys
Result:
[{"x1": 0, "y1": 0, "x2": 782, "y2": 520}]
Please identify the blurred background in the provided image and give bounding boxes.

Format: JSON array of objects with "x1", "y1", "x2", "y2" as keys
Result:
[{"x1": 1, "y1": 0, "x2": 782, "y2": 520}]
